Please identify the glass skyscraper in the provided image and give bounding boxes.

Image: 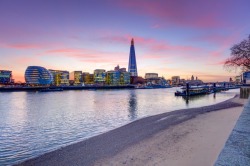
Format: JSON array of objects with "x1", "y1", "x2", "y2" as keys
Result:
[{"x1": 128, "y1": 38, "x2": 138, "y2": 77}]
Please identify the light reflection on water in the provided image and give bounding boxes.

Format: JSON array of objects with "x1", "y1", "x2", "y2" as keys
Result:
[{"x1": 0, "y1": 88, "x2": 239, "y2": 165}]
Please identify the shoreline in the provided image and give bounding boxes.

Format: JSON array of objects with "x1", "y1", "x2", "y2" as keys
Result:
[
  {"x1": 17, "y1": 95, "x2": 245, "y2": 166},
  {"x1": 0, "y1": 85, "x2": 135, "y2": 92}
]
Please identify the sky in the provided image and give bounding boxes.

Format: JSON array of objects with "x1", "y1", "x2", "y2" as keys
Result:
[{"x1": 0, "y1": 0, "x2": 250, "y2": 82}]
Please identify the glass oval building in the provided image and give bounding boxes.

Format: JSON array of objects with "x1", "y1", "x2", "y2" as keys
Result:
[{"x1": 25, "y1": 66, "x2": 53, "y2": 85}]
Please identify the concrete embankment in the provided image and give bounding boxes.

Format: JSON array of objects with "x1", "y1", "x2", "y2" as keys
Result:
[
  {"x1": 240, "y1": 86, "x2": 250, "y2": 99},
  {"x1": 214, "y1": 97, "x2": 250, "y2": 166}
]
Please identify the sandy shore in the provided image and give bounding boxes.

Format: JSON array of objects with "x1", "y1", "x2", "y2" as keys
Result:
[{"x1": 18, "y1": 96, "x2": 247, "y2": 166}]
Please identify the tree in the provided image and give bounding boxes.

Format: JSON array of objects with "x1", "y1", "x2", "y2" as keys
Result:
[{"x1": 225, "y1": 35, "x2": 250, "y2": 72}]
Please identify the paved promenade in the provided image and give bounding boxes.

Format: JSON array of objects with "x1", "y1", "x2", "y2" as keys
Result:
[{"x1": 215, "y1": 97, "x2": 250, "y2": 166}]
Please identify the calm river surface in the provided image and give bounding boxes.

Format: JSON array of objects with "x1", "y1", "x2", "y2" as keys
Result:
[{"x1": 0, "y1": 88, "x2": 239, "y2": 165}]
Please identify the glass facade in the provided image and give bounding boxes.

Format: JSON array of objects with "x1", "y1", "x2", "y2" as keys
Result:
[
  {"x1": 0, "y1": 70, "x2": 12, "y2": 84},
  {"x1": 94, "y1": 69, "x2": 106, "y2": 84},
  {"x1": 106, "y1": 71, "x2": 130, "y2": 85},
  {"x1": 61, "y1": 71, "x2": 70, "y2": 85},
  {"x1": 70, "y1": 71, "x2": 82, "y2": 85},
  {"x1": 89, "y1": 74, "x2": 94, "y2": 84},
  {"x1": 82, "y1": 72, "x2": 94, "y2": 84},
  {"x1": 128, "y1": 38, "x2": 138, "y2": 76},
  {"x1": 25, "y1": 66, "x2": 53, "y2": 85},
  {"x1": 120, "y1": 72, "x2": 130, "y2": 85},
  {"x1": 74, "y1": 71, "x2": 82, "y2": 84},
  {"x1": 49, "y1": 70, "x2": 69, "y2": 86},
  {"x1": 243, "y1": 71, "x2": 250, "y2": 84},
  {"x1": 106, "y1": 71, "x2": 120, "y2": 85}
]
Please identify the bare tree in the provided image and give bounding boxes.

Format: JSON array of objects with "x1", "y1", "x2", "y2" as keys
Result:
[{"x1": 225, "y1": 35, "x2": 250, "y2": 72}]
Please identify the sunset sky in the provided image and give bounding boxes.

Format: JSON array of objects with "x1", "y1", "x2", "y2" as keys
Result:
[{"x1": 0, "y1": 0, "x2": 250, "y2": 82}]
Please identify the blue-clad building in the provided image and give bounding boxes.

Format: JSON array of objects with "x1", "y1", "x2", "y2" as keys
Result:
[
  {"x1": 25, "y1": 66, "x2": 53, "y2": 85},
  {"x1": 0, "y1": 70, "x2": 12, "y2": 84},
  {"x1": 128, "y1": 38, "x2": 138, "y2": 77},
  {"x1": 242, "y1": 71, "x2": 250, "y2": 84}
]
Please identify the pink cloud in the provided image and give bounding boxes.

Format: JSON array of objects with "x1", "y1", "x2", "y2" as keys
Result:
[
  {"x1": 8, "y1": 44, "x2": 40, "y2": 49},
  {"x1": 115, "y1": 0, "x2": 226, "y2": 29},
  {"x1": 0, "y1": 41, "x2": 64, "y2": 50},
  {"x1": 44, "y1": 47, "x2": 128, "y2": 65},
  {"x1": 0, "y1": 43, "x2": 42, "y2": 49},
  {"x1": 151, "y1": 24, "x2": 161, "y2": 29},
  {"x1": 192, "y1": 32, "x2": 242, "y2": 59},
  {"x1": 206, "y1": 60, "x2": 226, "y2": 66},
  {"x1": 102, "y1": 35, "x2": 201, "y2": 53},
  {"x1": 46, "y1": 48, "x2": 86, "y2": 54},
  {"x1": 142, "y1": 55, "x2": 165, "y2": 59},
  {"x1": 193, "y1": 32, "x2": 241, "y2": 46}
]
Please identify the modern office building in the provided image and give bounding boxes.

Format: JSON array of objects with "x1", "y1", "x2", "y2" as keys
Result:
[
  {"x1": 242, "y1": 71, "x2": 250, "y2": 84},
  {"x1": 106, "y1": 70, "x2": 130, "y2": 86},
  {"x1": 94, "y1": 69, "x2": 106, "y2": 84},
  {"x1": 49, "y1": 69, "x2": 69, "y2": 86},
  {"x1": 89, "y1": 74, "x2": 94, "y2": 84},
  {"x1": 128, "y1": 38, "x2": 138, "y2": 77},
  {"x1": 82, "y1": 72, "x2": 94, "y2": 84},
  {"x1": 0, "y1": 70, "x2": 12, "y2": 84},
  {"x1": 106, "y1": 71, "x2": 120, "y2": 85},
  {"x1": 70, "y1": 71, "x2": 83, "y2": 85},
  {"x1": 120, "y1": 71, "x2": 130, "y2": 85},
  {"x1": 145, "y1": 73, "x2": 158, "y2": 79},
  {"x1": 25, "y1": 66, "x2": 53, "y2": 85},
  {"x1": 61, "y1": 71, "x2": 70, "y2": 85},
  {"x1": 82, "y1": 72, "x2": 89, "y2": 83}
]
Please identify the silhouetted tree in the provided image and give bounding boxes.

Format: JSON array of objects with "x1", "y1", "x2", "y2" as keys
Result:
[{"x1": 225, "y1": 35, "x2": 250, "y2": 72}]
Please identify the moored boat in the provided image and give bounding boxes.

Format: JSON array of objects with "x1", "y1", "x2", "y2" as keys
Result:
[{"x1": 175, "y1": 85, "x2": 210, "y2": 96}]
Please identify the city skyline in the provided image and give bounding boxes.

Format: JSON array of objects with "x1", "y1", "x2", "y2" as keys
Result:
[{"x1": 0, "y1": 0, "x2": 250, "y2": 82}]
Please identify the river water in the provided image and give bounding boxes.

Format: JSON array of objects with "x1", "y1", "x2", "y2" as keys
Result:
[{"x1": 0, "y1": 88, "x2": 239, "y2": 165}]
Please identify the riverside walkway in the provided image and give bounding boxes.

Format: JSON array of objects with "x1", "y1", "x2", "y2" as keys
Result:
[{"x1": 215, "y1": 97, "x2": 250, "y2": 165}]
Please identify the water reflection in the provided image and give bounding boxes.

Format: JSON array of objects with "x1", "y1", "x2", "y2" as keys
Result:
[
  {"x1": 180, "y1": 94, "x2": 211, "y2": 106},
  {"x1": 128, "y1": 90, "x2": 138, "y2": 120}
]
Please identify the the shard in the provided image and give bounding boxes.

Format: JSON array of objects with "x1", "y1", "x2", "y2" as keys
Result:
[{"x1": 128, "y1": 38, "x2": 138, "y2": 77}]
